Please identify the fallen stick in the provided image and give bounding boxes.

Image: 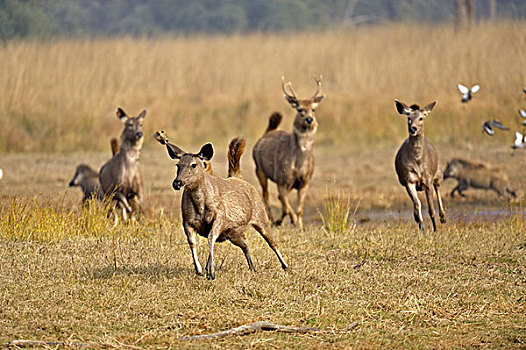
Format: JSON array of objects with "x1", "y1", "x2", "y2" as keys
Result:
[{"x1": 180, "y1": 321, "x2": 359, "y2": 341}]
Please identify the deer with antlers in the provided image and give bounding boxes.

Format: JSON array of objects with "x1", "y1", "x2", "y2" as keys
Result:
[
  {"x1": 394, "y1": 99, "x2": 446, "y2": 233},
  {"x1": 253, "y1": 76, "x2": 325, "y2": 229}
]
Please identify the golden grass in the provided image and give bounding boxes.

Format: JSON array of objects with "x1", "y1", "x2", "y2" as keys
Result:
[
  {"x1": 0, "y1": 197, "x2": 524, "y2": 348},
  {"x1": 1, "y1": 21, "x2": 525, "y2": 153}
]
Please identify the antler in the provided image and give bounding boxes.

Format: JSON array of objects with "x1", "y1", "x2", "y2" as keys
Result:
[
  {"x1": 311, "y1": 75, "x2": 323, "y2": 100},
  {"x1": 281, "y1": 76, "x2": 298, "y2": 100}
]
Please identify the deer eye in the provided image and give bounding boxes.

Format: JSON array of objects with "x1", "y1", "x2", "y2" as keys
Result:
[
  {"x1": 191, "y1": 163, "x2": 197, "y2": 169},
  {"x1": 419, "y1": 117, "x2": 423, "y2": 121}
]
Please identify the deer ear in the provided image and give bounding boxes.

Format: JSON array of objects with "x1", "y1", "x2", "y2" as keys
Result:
[
  {"x1": 137, "y1": 109, "x2": 147, "y2": 119},
  {"x1": 311, "y1": 94, "x2": 326, "y2": 108},
  {"x1": 395, "y1": 99, "x2": 410, "y2": 115},
  {"x1": 284, "y1": 95, "x2": 299, "y2": 108},
  {"x1": 165, "y1": 142, "x2": 185, "y2": 159},
  {"x1": 116, "y1": 107, "x2": 128, "y2": 122},
  {"x1": 422, "y1": 101, "x2": 437, "y2": 116},
  {"x1": 198, "y1": 143, "x2": 214, "y2": 161}
]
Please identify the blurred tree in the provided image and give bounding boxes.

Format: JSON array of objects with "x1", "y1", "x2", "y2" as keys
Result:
[{"x1": 0, "y1": 0, "x2": 524, "y2": 40}]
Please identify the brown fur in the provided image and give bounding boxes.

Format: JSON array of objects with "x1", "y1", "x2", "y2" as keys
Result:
[
  {"x1": 69, "y1": 164, "x2": 103, "y2": 203},
  {"x1": 99, "y1": 107, "x2": 146, "y2": 222},
  {"x1": 265, "y1": 112, "x2": 283, "y2": 133},
  {"x1": 253, "y1": 76, "x2": 326, "y2": 229},
  {"x1": 110, "y1": 137, "x2": 119, "y2": 156},
  {"x1": 155, "y1": 133, "x2": 288, "y2": 280},
  {"x1": 394, "y1": 99, "x2": 446, "y2": 233},
  {"x1": 227, "y1": 137, "x2": 246, "y2": 178},
  {"x1": 443, "y1": 158, "x2": 516, "y2": 199}
]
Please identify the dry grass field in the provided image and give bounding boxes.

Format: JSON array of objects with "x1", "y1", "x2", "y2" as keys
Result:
[{"x1": 1, "y1": 21, "x2": 526, "y2": 348}]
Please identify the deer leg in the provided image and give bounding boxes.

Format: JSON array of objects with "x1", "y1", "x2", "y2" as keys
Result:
[
  {"x1": 424, "y1": 186, "x2": 437, "y2": 232},
  {"x1": 276, "y1": 185, "x2": 298, "y2": 227},
  {"x1": 255, "y1": 168, "x2": 273, "y2": 221},
  {"x1": 252, "y1": 222, "x2": 288, "y2": 271},
  {"x1": 405, "y1": 183, "x2": 426, "y2": 233},
  {"x1": 229, "y1": 233, "x2": 255, "y2": 272},
  {"x1": 128, "y1": 195, "x2": 140, "y2": 223},
  {"x1": 183, "y1": 223, "x2": 203, "y2": 276},
  {"x1": 114, "y1": 192, "x2": 132, "y2": 213},
  {"x1": 205, "y1": 220, "x2": 223, "y2": 280},
  {"x1": 433, "y1": 180, "x2": 446, "y2": 224},
  {"x1": 296, "y1": 184, "x2": 310, "y2": 231}
]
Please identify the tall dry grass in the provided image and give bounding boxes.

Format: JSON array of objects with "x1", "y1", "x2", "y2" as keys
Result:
[{"x1": 0, "y1": 21, "x2": 525, "y2": 153}]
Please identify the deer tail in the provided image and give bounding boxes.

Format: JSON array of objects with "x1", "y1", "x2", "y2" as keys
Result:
[
  {"x1": 265, "y1": 112, "x2": 283, "y2": 134},
  {"x1": 110, "y1": 137, "x2": 119, "y2": 156},
  {"x1": 227, "y1": 137, "x2": 246, "y2": 178}
]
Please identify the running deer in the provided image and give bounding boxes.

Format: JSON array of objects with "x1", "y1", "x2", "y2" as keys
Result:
[
  {"x1": 154, "y1": 132, "x2": 288, "y2": 280},
  {"x1": 99, "y1": 107, "x2": 145, "y2": 221},
  {"x1": 253, "y1": 76, "x2": 325, "y2": 229},
  {"x1": 394, "y1": 100, "x2": 446, "y2": 233}
]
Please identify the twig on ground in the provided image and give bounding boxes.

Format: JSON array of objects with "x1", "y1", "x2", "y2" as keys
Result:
[{"x1": 179, "y1": 321, "x2": 359, "y2": 341}]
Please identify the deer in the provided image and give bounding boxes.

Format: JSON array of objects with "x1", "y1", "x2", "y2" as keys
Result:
[
  {"x1": 394, "y1": 99, "x2": 446, "y2": 233},
  {"x1": 154, "y1": 131, "x2": 288, "y2": 280},
  {"x1": 69, "y1": 137, "x2": 120, "y2": 204},
  {"x1": 69, "y1": 164, "x2": 103, "y2": 203},
  {"x1": 443, "y1": 158, "x2": 516, "y2": 199},
  {"x1": 252, "y1": 76, "x2": 326, "y2": 230},
  {"x1": 99, "y1": 107, "x2": 145, "y2": 222}
]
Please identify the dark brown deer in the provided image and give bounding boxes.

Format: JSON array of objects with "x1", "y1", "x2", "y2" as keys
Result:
[
  {"x1": 394, "y1": 100, "x2": 446, "y2": 233},
  {"x1": 253, "y1": 76, "x2": 325, "y2": 229},
  {"x1": 69, "y1": 164, "x2": 103, "y2": 203},
  {"x1": 99, "y1": 107, "x2": 145, "y2": 222},
  {"x1": 69, "y1": 137, "x2": 120, "y2": 204},
  {"x1": 154, "y1": 132, "x2": 288, "y2": 280}
]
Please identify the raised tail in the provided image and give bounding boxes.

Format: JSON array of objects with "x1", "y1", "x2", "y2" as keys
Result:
[
  {"x1": 265, "y1": 112, "x2": 283, "y2": 134},
  {"x1": 110, "y1": 137, "x2": 119, "y2": 156},
  {"x1": 227, "y1": 137, "x2": 246, "y2": 178}
]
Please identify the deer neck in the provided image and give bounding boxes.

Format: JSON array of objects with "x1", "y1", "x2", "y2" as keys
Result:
[
  {"x1": 293, "y1": 129, "x2": 316, "y2": 154},
  {"x1": 119, "y1": 139, "x2": 142, "y2": 162},
  {"x1": 184, "y1": 174, "x2": 211, "y2": 215},
  {"x1": 408, "y1": 134, "x2": 425, "y2": 161}
]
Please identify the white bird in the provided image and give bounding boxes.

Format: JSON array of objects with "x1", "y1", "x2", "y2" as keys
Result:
[
  {"x1": 482, "y1": 120, "x2": 508, "y2": 136},
  {"x1": 457, "y1": 83, "x2": 480, "y2": 103},
  {"x1": 519, "y1": 109, "x2": 526, "y2": 126},
  {"x1": 0, "y1": 168, "x2": 3, "y2": 180},
  {"x1": 512, "y1": 131, "x2": 526, "y2": 149}
]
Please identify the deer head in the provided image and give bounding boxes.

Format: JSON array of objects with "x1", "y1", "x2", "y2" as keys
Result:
[
  {"x1": 395, "y1": 100, "x2": 437, "y2": 137},
  {"x1": 164, "y1": 143, "x2": 214, "y2": 191},
  {"x1": 117, "y1": 107, "x2": 146, "y2": 149},
  {"x1": 282, "y1": 76, "x2": 325, "y2": 135}
]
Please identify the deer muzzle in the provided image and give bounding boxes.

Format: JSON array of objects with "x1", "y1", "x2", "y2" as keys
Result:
[{"x1": 172, "y1": 179, "x2": 183, "y2": 191}]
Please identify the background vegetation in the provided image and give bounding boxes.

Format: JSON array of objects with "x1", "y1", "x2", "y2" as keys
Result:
[
  {"x1": 0, "y1": 21, "x2": 525, "y2": 153},
  {"x1": 1, "y1": 0, "x2": 525, "y2": 40}
]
